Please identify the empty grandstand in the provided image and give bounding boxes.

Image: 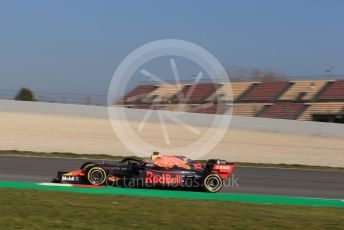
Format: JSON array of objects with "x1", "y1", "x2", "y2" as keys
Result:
[
  {"x1": 172, "y1": 83, "x2": 217, "y2": 103},
  {"x1": 122, "y1": 85, "x2": 157, "y2": 103},
  {"x1": 298, "y1": 102, "x2": 344, "y2": 122},
  {"x1": 144, "y1": 84, "x2": 184, "y2": 103},
  {"x1": 119, "y1": 79, "x2": 344, "y2": 123},
  {"x1": 259, "y1": 103, "x2": 306, "y2": 120},
  {"x1": 238, "y1": 81, "x2": 290, "y2": 102},
  {"x1": 232, "y1": 103, "x2": 268, "y2": 117},
  {"x1": 193, "y1": 103, "x2": 229, "y2": 114},
  {"x1": 279, "y1": 80, "x2": 328, "y2": 101},
  {"x1": 317, "y1": 80, "x2": 344, "y2": 100},
  {"x1": 207, "y1": 82, "x2": 251, "y2": 101}
]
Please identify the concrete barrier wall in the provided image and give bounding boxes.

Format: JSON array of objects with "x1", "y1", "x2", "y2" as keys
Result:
[
  {"x1": 0, "y1": 100, "x2": 107, "y2": 118},
  {"x1": 1, "y1": 100, "x2": 343, "y2": 138}
]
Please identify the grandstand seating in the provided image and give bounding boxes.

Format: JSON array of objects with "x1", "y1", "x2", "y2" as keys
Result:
[
  {"x1": 173, "y1": 83, "x2": 217, "y2": 103},
  {"x1": 123, "y1": 85, "x2": 157, "y2": 103},
  {"x1": 162, "y1": 104, "x2": 191, "y2": 112},
  {"x1": 192, "y1": 103, "x2": 228, "y2": 114},
  {"x1": 279, "y1": 80, "x2": 328, "y2": 101},
  {"x1": 239, "y1": 81, "x2": 290, "y2": 102},
  {"x1": 126, "y1": 104, "x2": 160, "y2": 110},
  {"x1": 145, "y1": 84, "x2": 184, "y2": 103},
  {"x1": 231, "y1": 103, "x2": 267, "y2": 117},
  {"x1": 119, "y1": 79, "x2": 344, "y2": 123},
  {"x1": 207, "y1": 82, "x2": 253, "y2": 101},
  {"x1": 317, "y1": 80, "x2": 344, "y2": 100},
  {"x1": 259, "y1": 103, "x2": 305, "y2": 119},
  {"x1": 298, "y1": 102, "x2": 344, "y2": 121}
]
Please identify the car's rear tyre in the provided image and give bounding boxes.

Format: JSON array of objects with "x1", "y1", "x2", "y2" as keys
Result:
[
  {"x1": 203, "y1": 174, "x2": 223, "y2": 193},
  {"x1": 86, "y1": 167, "x2": 107, "y2": 185}
]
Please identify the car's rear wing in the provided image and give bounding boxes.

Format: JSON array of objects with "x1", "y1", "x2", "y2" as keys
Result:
[{"x1": 206, "y1": 159, "x2": 235, "y2": 180}]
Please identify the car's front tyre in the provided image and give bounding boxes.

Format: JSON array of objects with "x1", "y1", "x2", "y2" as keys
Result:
[{"x1": 85, "y1": 167, "x2": 107, "y2": 185}]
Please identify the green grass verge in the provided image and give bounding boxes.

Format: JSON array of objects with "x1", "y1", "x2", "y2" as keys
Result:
[
  {"x1": 1, "y1": 188, "x2": 343, "y2": 230},
  {"x1": 2, "y1": 181, "x2": 343, "y2": 208},
  {"x1": 1, "y1": 150, "x2": 343, "y2": 171}
]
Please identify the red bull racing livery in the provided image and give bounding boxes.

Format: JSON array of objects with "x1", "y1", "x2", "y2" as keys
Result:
[{"x1": 52, "y1": 153, "x2": 234, "y2": 193}]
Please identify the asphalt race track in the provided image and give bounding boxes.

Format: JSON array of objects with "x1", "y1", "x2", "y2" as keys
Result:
[{"x1": 0, "y1": 156, "x2": 343, "y2": 199}]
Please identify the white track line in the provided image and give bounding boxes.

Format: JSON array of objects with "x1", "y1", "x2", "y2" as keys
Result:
[{"x1": 38, "y1": 183, "x2": 72, "y2": 187}]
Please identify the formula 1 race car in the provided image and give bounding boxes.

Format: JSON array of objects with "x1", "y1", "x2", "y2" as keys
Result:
[{"x1": 52, "y1": 153, "x2": 234, "y2": 193}]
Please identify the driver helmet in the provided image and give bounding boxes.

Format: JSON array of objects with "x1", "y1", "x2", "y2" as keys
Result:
[{"x1": 151, "y1": 152, "x2": 160, "y2": 161}]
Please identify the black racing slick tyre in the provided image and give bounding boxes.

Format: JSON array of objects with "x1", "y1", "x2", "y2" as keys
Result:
[
  {"x1": 202, "y1": 174, "x2": 223, "y2": 193},
  {"x1": 85, "y1": 167, "x2": 107, "y2": 186}
]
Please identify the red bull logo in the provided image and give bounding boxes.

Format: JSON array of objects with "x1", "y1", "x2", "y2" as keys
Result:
[{"x1": 145, "y1": 171, "x2": 181, "y2": 185}]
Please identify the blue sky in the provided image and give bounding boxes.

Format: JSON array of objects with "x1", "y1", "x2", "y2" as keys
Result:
[{"x1": 0, "y1": 0, "x2": 343, "y2": 95}]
